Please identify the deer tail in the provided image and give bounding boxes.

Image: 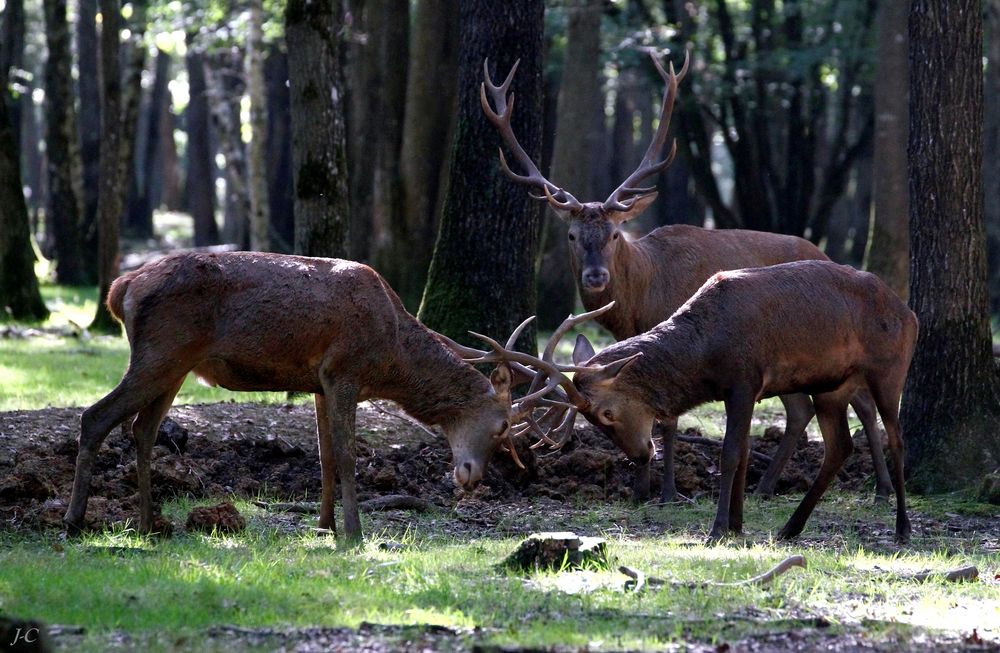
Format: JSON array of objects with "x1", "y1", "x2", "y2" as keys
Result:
[{"x1": 106, "y1": 274, "x2": 131, "y2": 323}]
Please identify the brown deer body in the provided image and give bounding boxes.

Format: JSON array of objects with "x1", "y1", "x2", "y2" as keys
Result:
[
  {"x1": 481, "y1": 53, "x2": 893, "y2": 503},
  {"x1": 567, "y1": 261, "x2": 916, "y2": 542},
  {"x1": 64, "y1": 252, "x2": 516, "y2": 542}
]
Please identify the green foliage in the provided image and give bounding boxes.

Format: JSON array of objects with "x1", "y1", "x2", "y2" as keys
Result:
[{"x1": 0, "y1": 496, "x2": 996, "y2": 651}]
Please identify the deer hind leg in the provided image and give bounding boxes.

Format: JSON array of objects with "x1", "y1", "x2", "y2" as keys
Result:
[
  {"x1": 65, "y1": 368, "x2": 187, "y2": 532},
  {"x1": 849, "y1": 389, "x2": 893, "y2": 504},
  {"x1": 777, "y1": 389, "x2": 853, "y2": 540},
  {"x1": 656, "y1": 416, "x2": 680, "y2": 503},
  {"x1": 319, "y1": 376, "x2": 361, "y2": 545},
  {"x1": 130, "y1": 377, "x2": 185, "y2": 533},
  {"x1": 756, "y1": 393, "x2": 815, "y2": 497},
  {"x1": 314, "y1": 393, "x2": 336, "y2": 533},
  {"x1": 708, "y1": 385, "x2": 755, "y2": 542},
  {"x1": 867, "y1": 377, "x2": 910, "y2": 544}
]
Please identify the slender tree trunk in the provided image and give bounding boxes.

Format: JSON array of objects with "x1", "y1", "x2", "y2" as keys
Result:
[
  {"x1": 126, "y1": 48, "x2": 169, "y2": 238},
  {"x1": 286, "y1": 0, "x2": 349, "y2": 258},
  {"x1": 397, "y1": 0, "x2": 459, "y2": 309},
  {"x1": 246, "y1": 0, "x2": 270, "y2": 252},
  {"x1": 90, "y1": 0, "x2": 124, "y2": 332},
  {"x1": 77, "y1": 0, "x2": 100, "y2": 275},
  {"x1": 537, "y1": 0, "x2": 602, "y2": 329},
  {"x1": 418, "y1": 0, "x2": 545, "y2": 352},
  {"x1": 265, "y1": 48, "x2": 294, "y2": 252},
  {"x1": 207, "y1": 48, "x2": 249, "y2": 248},
  {"x1": 901, "y1": 0, "x2": 1000, "y2": 491},
  {"x1": 368, "y1": 0, "x2": 409, "y2": 289},
  {"x1": 115, "y1": 0, "x2": 148, "y2": 233},
  {"x1": 43, "y1": 0, "x2": 86, "y2": 284},
  {"x1": 186, "y1": 42, "x2": 219, "y2": 246},
  {"x1": 866, "y1": 0, "x2": 909, "y2": 300},
  {"x1": 0, "y1": 2, "x2": 47, "y2": 321}
]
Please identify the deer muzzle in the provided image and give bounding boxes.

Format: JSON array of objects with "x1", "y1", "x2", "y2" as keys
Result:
[
  {"x1": 581, "y1": 266, "x2": 610, "y2": 292},
  {"x1": 453, "y1": 460, "x2": 484, "y2": 490}
]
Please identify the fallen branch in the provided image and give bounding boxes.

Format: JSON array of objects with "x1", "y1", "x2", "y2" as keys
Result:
[
  {"x1": 910, "y1": 565, "x2": 978, "y2": 583},
  {"x1": 620, "y1": 555, "x2": 807, "y2": 592},
  {"x1": 675, "y1": 434, "x2": 774, "y2": 465},
  {"x1": 360, "y1": 495, "x2": 434, "y2": 513},
  {"x1": 368, "y1": 400, "x2": 439, "y2": 439},
  {"x1": 252, "y1": 500, "x2": 318, "y2": 514}
]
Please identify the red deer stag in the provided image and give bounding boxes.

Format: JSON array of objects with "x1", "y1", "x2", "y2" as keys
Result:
[
  {"x1": 486, "y1": 261, "x2": 916, "y2": 543},
  {"x1": 480, "y1": 52, "x2": 894, "y2": 504},
  {"x1": 64, "y1": 252, "x2": 527, "y2": 543}
]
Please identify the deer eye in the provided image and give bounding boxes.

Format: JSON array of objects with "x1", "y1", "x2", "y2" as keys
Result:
[
  {"x1": 500, "y1": 420, "x2": 509, "y2": 433},
  {"x1": 602, "y1": 409, "x2": 614, "y2": 423},
  {"x1": 612, "y1": 232, "x2": 620, "y2": 240},
  {"x1": 568, "y1": 233, "x2": 576, "y2": 241}
]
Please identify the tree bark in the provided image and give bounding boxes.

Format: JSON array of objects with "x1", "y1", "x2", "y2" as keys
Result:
[
  {"x1": 126, "y1": 48, "x2": 170, "y2": 238},
  {"x1": 397, "y1": 0, "x2": 459, "y2": 309},
  {"x1": 865, "y1": 0, "x2": 909, "y2": 300},
  {"x1": 186, "y1": 42, "x2": 219, "y2": 247},
  {"x1": 537, "y1": 0, "x2": 603, "y2": 330},
  {"x1": 246, "y1": 0, "x2": 270, "y2": 252},
  {"x1": 77, "y1": 0, "x2": 100, "y2": 275},
  {"x1": 984, "y1": 0, "x2": 1000, "y2": 314},
  {"x1": 286, "y1": 0, "x2": 349, "y2": 258},
  {"x1": 157, "y1": 79, "x2": 182, "y2": 212},
  {"x1": 0, "y1": 3, "x2": 47, "y2": 321},
  {"x1": 265, "y1": 48, "x2": 294, "y2": 252},
  {"x1": 207, "y1": 47, "x2": 249, "y2": 248},
  {"x1": 901, "y1": 0, "x2": 1000, "y2": 491},
  {"x1": 42, "y1": 0, "x2": 86, "y2": 284},
  {"x1": 418, "y1": 0, "x2": 545, "y2": 352},
  {"x1": 90, "y1": 0, "x2": 124, "y2": 333}
]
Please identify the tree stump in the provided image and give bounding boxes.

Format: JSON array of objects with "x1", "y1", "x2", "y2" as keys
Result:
[{"x1": 500, "y1": 532, "x2": 609, "y2": 572}]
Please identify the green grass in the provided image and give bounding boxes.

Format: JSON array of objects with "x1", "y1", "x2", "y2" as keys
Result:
[{"x1": 1, "y1": 497, "x2": 996, "y2": 652}]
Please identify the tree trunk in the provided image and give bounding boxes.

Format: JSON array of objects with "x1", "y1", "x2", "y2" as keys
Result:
[
  {"x1": 865, "y1": 0, "x2": 909, "y2": 300},
  {"x1": 537, "y1": 0, "x2": 602, "y2": 330},
  {"x1": 901, "y1": 0, "x2": 1000, "y2": 491},
  {"x1": 77, "y1": 0, "x2": 100, "y2": 276},
  {"x1": 0, "y1": 5, "x2": 47, "y2": 321},
  {"x1": 157, "y1": 82, "x2": 182, "y2": 212},
  {"x1": 344, "y1": 0, "x2": 374, "y2": 262},
  {"x1": 207, "y1": 47, "x2": 249, "y2": 249},
  {"x1": 397, "y1": 0, "x2": 459, "y2": 309},
  {"x1": 265, "y1": 48, "x2": 294, "y2": 252},
  {"x1": 246, "y1": 0, "x2": 270, "y2": 252},
  {"x1": 418, "y1": 0, "x2": 545, "y2": 352},
  {"x1": 368, "y1": 0, "x2": 409, "y2": 292},
  {"x1": 43, "y1": 0, "x2": 86, "y2": 284},
  {"x1": 115, "y1": 0, "x2": 148, "y2": 236},
  {"x1": 286, "y1": 0, "x2": 349, "y2": 258},
  {"x1": 186, "y1": 42, "x2": 219, "y2": 246},
  {"x1": 984, "y1": 0, "x2": 1000, "y2": 314},
  {"x1": 126, "y1": 48, "x2": 169, "y2": 238},
  {"x1": 90, "y1": 0, "x2": 124, "y2": 332}
]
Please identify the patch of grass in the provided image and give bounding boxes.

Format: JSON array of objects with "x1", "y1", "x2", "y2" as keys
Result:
[{"x1": 0, "y1": 497, "x2": 996, "y2": 652}]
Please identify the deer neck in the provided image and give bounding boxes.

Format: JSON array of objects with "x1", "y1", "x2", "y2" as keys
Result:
[
  {"x1": 575, "y1": 238, "x2": 648, "y2": 340},
  {"x1": 378, "y1": 318, "x2": 491, "y2": 428}
]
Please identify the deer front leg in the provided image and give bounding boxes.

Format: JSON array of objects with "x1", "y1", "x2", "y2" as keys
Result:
[
  {"x1": 656, "y1": 416, "x2": 680, "y2": 503},
  {"x1": 756, "y1": 393, "x2": 814, "y2": 497},
  {"x1": 314, "y1": 394, "x2": 336, "y2": 534},
  {"x1": 320, "y1": 377, "x2": 361, "y2": 545},
  {"x1": 708, "y1": 387, "x2": 755, "y2": 543},
  {"x1": 849, "y1": 389, "x2": 893, "y2": 504},
  {"x1": 777, "y1": 391, "x2": 853, "y2": 540}
]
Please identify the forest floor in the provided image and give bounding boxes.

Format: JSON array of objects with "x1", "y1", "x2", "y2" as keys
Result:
[{"x1": 1, "y1": 401, "x2": 998, "y2": 652}]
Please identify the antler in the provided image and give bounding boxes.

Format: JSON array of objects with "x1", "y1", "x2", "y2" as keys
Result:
[
  {"x1": 603, "y1": 49, "x2": 690, "y2": 214},
  {"x1": 481, "y1": 59, "x2": 584, "y2": 213}
]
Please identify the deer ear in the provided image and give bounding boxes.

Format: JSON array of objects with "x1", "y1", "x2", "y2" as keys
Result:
[
  {"x1": 573, "y1": 334, "x2": 597, "y2": 365},
  {"x1": 611, "y1": 192, "x2": 658, "y2": 224},
  {"x1": 595, "y1": 352, "x2": 642, "y2": 381},
  {"x1": 490, "y1": 364, "x2": 513, "y2": 402}
]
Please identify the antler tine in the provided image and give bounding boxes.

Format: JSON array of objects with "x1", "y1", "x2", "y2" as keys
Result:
[
  {"x1": 505, "y1": 315, "x2": 535, "y2": 351},
  {"x1": 541, "y1": 301, "x2": 617, "y2": 364},
  {"x1": 481, "y1": 58, "x2": 584, "y2": 211},
  {"x1": 603, "y1": 49, "x2": 689, "y2": 214}
]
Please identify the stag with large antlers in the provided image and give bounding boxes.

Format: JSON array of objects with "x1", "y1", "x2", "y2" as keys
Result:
[
  {"x1": 481, "y1": 51, "x2": 894, "y2": 504},
  {"x1": 64, "y1": 252, "x2": 525, "y2": 543},
  {"x1": 488, "y1": 261, "x2": 917, "y2": 544}
]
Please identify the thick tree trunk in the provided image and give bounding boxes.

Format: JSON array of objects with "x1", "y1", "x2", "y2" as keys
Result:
[
  {"x1": 286, "y1": 0, "x2": 349, "y2": 258},
  {"x1": 0, "y1": 8, "x2": 47, "y2": 321},
  {"x1": 157, "y1": 84, "x2": 182, "y2": 212},
  {"x1": 985, "y1": 1, "x2": 1000, "y2": 314},
  {"x1": 369, "y1": 0, "x2": 410, "y2": 291},
  {"x1": 537, "y1": 0, "x2": 603, "y2": 329},
  {"x1": 43, "y1": 0, "x2": 86, "y2": 284},
  {"x1": 866, "y1": 0, "x2": 909, "y2": 300},
  {"x1": 397, "y1": 0, "x2": 459, "y2": 309},
  {"x1": 265, "y1": 48, "x2": 294, "y2": 252},
  {"x1": 207, "y1": 48, "x2": 249, "y2": 248},
  {"x1": 186, "y1": 43, "x2": 219, "y2": 246},
  {"x1": 246, "y1": 0, "x2": 270, "y2": 252},
  {"x1": 77, "y1": 0, "x2": 100, "y2": 274},
  {"x1": 418, "y1": 0, "x2": 545, "y2": 352},
  {"x1": 90, "y1": 0, "x2": 124, "y2": 332},
  {"x1": 115, "y1": 0, "x2": 148, "y2": 237},
  {"x1": 901, "y1": 0, "x2": 1000, "y2": 491},
  {"x1": 344, "y1": 0, "x2": 373, "y2": 261}
]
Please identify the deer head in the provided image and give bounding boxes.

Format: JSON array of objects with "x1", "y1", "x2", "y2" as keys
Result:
[{"x1": 481, "y1": 51, "x2": 689, "y2": 293}]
